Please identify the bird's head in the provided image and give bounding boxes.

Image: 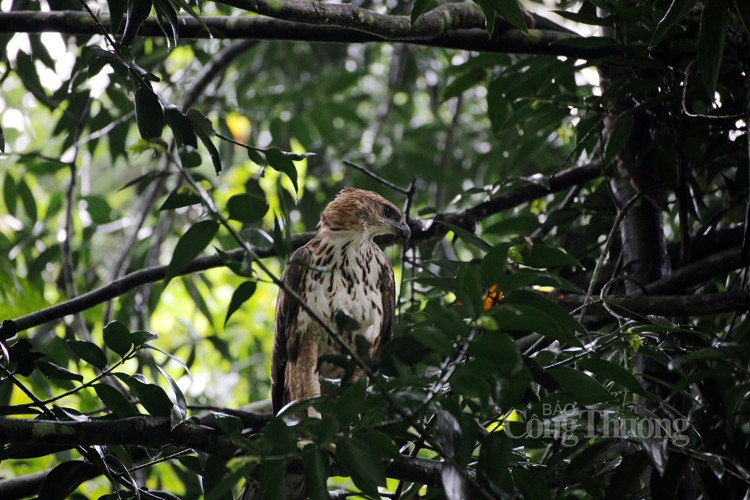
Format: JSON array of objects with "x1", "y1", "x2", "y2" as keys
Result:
[{"x1": 320, "y1": 187, "x2": 411, "y2": 241}]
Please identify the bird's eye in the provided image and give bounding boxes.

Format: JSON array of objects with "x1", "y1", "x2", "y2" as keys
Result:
[{"x1": 383, "y1": 205, "x2": 397, "y2": 220}]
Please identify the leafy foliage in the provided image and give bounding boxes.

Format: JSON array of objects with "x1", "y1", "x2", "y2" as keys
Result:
[{"x1": 0, "y1": 0, "x2": 749, "y2": 498}]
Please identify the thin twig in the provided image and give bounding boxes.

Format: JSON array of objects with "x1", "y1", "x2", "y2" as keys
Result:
[{"x1": 342, "y1": 160, "x2": 410, "y2": 194}]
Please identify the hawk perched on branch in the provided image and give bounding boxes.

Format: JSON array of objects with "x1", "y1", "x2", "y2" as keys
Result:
[{"x1": 272, "y1": 188, "x2": 410, "y2": 417}]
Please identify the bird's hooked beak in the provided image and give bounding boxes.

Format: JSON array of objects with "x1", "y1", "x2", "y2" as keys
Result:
[{"x1": 396, "y1": 220, "x2": 411, "y2": 242}]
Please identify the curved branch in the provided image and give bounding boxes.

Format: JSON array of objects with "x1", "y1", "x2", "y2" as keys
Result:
[
  {"x1": 0, "y1": 11, "x2": 615, "y2": 59},
  {"x1": 558, "y1": 290, "x2": 750, "y2": 317}
]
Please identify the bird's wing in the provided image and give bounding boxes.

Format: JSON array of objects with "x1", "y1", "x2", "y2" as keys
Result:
[
  {"x1": 271, "y1": 245, "x2": 311, "y2": 415},
  {"x1": 377, "y1": 257, "x2": 396, "y2": 352}
]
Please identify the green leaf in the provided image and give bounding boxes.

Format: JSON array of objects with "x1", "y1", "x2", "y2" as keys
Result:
[
  {"x1": 186, "y1": 109, "x2": 222, "y2": 174},
  {"x1": 122, "y1": 0, "x2": 153, "y2": 46},
  {"x1": 37, "y1": 360, "x2": 83, "y2": 382},
  {"x1": 94, "y1": 383, "x2": 138, "y2": 417},
  {"x1": 155, "y1": 365, "x2": 187, "y2": 427},
  {"x1": 505, "y1": 290, "x2": 585, "y2": 334},
  {"x1": 165, "y1": 220, "x2": 219, "y2": 281},
  {"x1": 266, "y1": 148, "x2": 299, "y2": 192},
  {"x1": 38, "y1": 460, "x2": 93, "y2": 500},
  {"x1": 226, "y1": 194, "x2": 269, "y2": 224},
  {"x1": 480, "y1": 243, "x2": 510, "y2": 287},
  {"x1": 649, "y1": 0, "x2": 697, "y2": 49},
  {"x1": 247, "y1": 148, "x2": 266, "y2": 167},
  {"x1": 411, "y1": 0, "x2": 432, "y2": 23},
  {"x1": 438, "y1": 220, "x2": 492, "y2": 253},
  {"x1": 15, "y1": 50, "x2": 48, "y2": 104},
  {"x1": 164, "y1": 105, "x2": 198, "y2": 148},
  {"x1": 134, "y1": 84, "x2": 164, "y2": 140},
  {"x1": 484, "y1": 215, "x2": 539, "y2": 237},
  {"x1": 337, "y1": 437, "x2": 385, "y2": 497},
  {"x1": 0, "y1": 124, "x2": 4, "y2": 153},
  {"x1": 66, "y1": 340, "x2": 108, "y2": 369},
  {"x1": 224, "y1": 281, "x2": 257, "y2": 326},
  {"x1": 116, "y1": 373, "x2": 173, "y2": 416},
  {"x1": 603, "y1": 113, "x2": 634, "y2": 166},
  {"x1": 301, "y1": 446, "x2": 330, "y2": 500},
  {"x1": 159, "y1": 188, "x2": 202, "y2": 211},
  {"x1": 131, "y1": 330, "x2": 158, "y2": 347},
  {"x1": 153, "y1": 0, "x2": 179, "y2": 48},
  {"x1": 258, "y1": 459, "x2": 287, "y2": 499},
  {"x1": 166, "y1": 0, "x2": 212, "y2": 37},
  {"x1": 457, "y1": 264, "x2": 484, "y2": 318},
  {"x1": 489, "y1": 303, "x2": 582, "y2": 347},
  {"x1": 697, "y1": 0, "x2": 728, "y2": 99},
  {"x1": 202, "y1": 455, "x2": 230, "y2": 500},
  {"x1": 18, "y1": 178, "x2": 37, "y2": 222},
  {"x1": 521, "y1": 243, "x2": 580, "y2": 269},
  {"x1": 548, "y1": 366, "x2": 616, "y2": 404},
  {"x1": 3, "y1": 173, "x2": 17, "y2": 215},
  {"x1": 411, "y1": 327, "x2": 456, "y2": 356},
  {"x1": 577, "y1": 358, "x2": 651, "y2": 398},
  {"x1": 478, "y1": 432, "x2": 512, "y2": 490},
  {"x1": 485, "y1": 0, "x2": 528, "y2": 33}
]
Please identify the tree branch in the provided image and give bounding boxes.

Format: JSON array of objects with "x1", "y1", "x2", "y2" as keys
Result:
[
  {"x1": 558, "y1": 290, "x2": 750, "y2": 318},
  {"x1": 0, "y1": 416, "x2": 238, "y2": 458},
  {"x1": 0, "y1": 414, "x2": 469, "y2": 498},
  {"x1": 0, "y1": 10, "x2": 616, "y2": 59}
]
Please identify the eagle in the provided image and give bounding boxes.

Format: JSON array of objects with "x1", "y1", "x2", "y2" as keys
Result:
[{"x1": 272, "y1": 187, "x2": 410, "y2": 417}]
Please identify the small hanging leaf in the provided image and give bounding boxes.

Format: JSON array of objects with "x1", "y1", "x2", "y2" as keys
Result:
[
  {"x1": 94, "y1": 383, "x2": 138, "y2": 417},
  {"x1": 104, "y1": 321, "x2": 133, "y2": 357},
  {"x1": 122, "y1": 0, "x2": 153, "y2": 46},
  {"x1": 578, "y1": 358, "x2": 651, "y2": 398},
  {"x1": 159, "y1": 187, "x2": 202, "y2": 211},
  {"x1": 226, "y1": 194, "x2": 269, "y2": 224},
  {"x1": 548, "y1": 366, "x2": 616, "y2": 404},
  {"x1": 165, "y1": 106, "x2": 198, "y2": 148},
  {"x1": 18, "y1": 178, "x2": 37, "y2": 222},
  {"x1": 411, "y1": 0, "x2": 433, "y2": 24},
  {"x1": 697, "y1": 0, "x2": 728, "y2": 100},
  {"x1": 134, "y1": 84, "x2": 164, "y2": 140},
  {"x1": 337, "y1": 437, "x2": 385, "y2": 497},
  {"x1": 38, "y1": 460, "x2": 94, "y2": 500},
  {"x1": 224, "y1": 281, "x2": 257, "y2": 326},
  {"x1": 265, "y1": 148, "x2": 298, "y2": 192},
  {"x1": 66, "y1": 340, "x2": 108, "y2": 369},
  {"x1": 37, "y1": 360, "x2": 84, "y2": 382},
  {"x1": 301, "y1": 446, "x2": 329, "y2": 500},
  {"x1": 649, "y1": 0, "x2": 697, "y2": 49},
  {"x1": 165, "y1": 220, "x2": 219, "y2": 281}
]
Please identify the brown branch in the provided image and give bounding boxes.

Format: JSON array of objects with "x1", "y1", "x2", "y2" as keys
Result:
[
  {"x1": 646, "y1": 246, "x2": 748, "y2": 295},
  {"x1": 558, "y1": 290, "x2": 750, "y2": 318},
  {"x1": 0, "y1": 11, "x2": 616, "y2": 59},
  {"x1": 0, "y1": 416, "x2": 238, "y2": 458},
  {"x1": 0, "y1": 414, "x2": 469, "y2": 499}
]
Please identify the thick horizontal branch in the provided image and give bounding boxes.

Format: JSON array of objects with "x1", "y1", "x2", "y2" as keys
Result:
[
  {"x1": 0, "y1": 9, "x2": 614, "y2": 59},
  {"x1": 411, "y1": 161, "x2": 605, "y2": 241},
  {"x1": 558, "y1": 290, "x2": 750, "y2": 317},
  {"x1": 0, "y1": 414, "x2": 464, "y2": 498},
  {"x1": 0, "y1": 416, "x2": 238, "y2": 458},
  {"x1": 647, "y1": 246, "x2": 747, "y2": 295}
]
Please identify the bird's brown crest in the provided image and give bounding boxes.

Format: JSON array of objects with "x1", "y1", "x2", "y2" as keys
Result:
[{"x1": 319, "y1": 187, "x2": 402, "y2": 233}]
